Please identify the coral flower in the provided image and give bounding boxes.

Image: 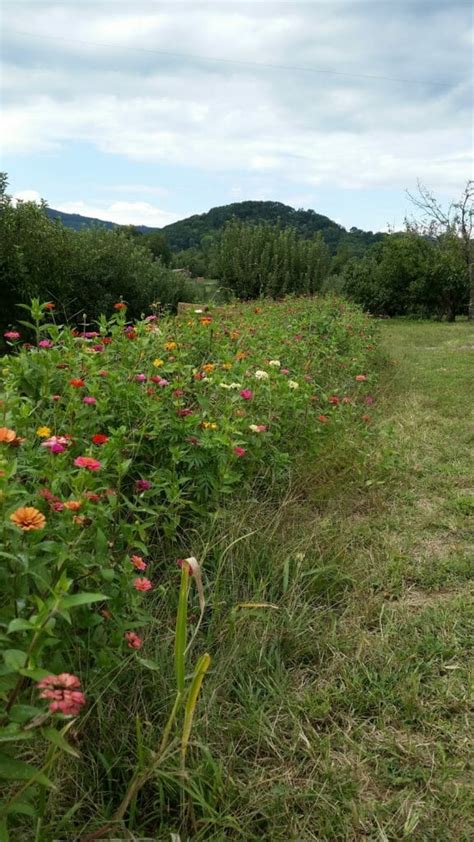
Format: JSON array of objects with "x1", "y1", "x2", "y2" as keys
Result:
[
  {"x1": 355, "y1": 375, "x2": 367, "y2": 382},
  {"x1": 0, "y1": 427, "x2": 17, "y2": 443},
  {"x1": 125, "y1": 631, "x2": 143, "y2": 649},
  {"x1": 70, "y1": 378, "x2": 85, "y2": 388},
  {"x1": 74, "y1": 456, "x2": 102, "y2": 471},
  {"x1": 318, "y1": 415, "x2": 329, "y2": 423},
  {"x1": 240, "y1": 389, "x2": 253, "y2": 400},
  {"x1": 130, "y1": 554, "x2": 147, "y2": 571},
  {"x1": 36, "y1": 426, "x2": 52, "y2": 437},
  {"x1": 91, "y1": 433, "x2": 109, "y2": 445},
  {"x1": 114, "y1": 302, "x2": 127, "y2": 310},
  {"x1": 10, "y1": 506, "x2": 46, "y2": 531},
  {"x1": 134, "y1": 577, "x2": 153, "y2": 591},
  {"x1": 234, "y1": 447, "x2": 246, "y2": 457},
  {"x1": 37, "y1": 673, "x2": 85, "y2": 716}
]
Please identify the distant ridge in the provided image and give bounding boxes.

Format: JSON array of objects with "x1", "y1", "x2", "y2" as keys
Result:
[{"x1": 46, "y1": 200, "x2": 384, "y2": 253}]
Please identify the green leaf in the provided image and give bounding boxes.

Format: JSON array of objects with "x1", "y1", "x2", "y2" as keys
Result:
[
  {"x1": 4, "y1": 801, "x2": 36, "y2": 817},
  {"x1": 42, "y1": 728, "x2": 80, "y2": 758},
  {"x1": 8, "y1": 705, "x2": 43, "y2": 725},
  {"x1": 0, "y1": 817, "x2": 9, "y2": 842},
  {"x1": 3, "y1": 650, "x2": 28, "y2": 671},
  {"x1": 7, "y1": 619, "x2": 33, "y2": 634},
  {"x1": 137, "y1": 657, "x2": 160, "y2": 672},
  {"x1": 0, "y1": 725, "x2": 34, "y2": 743},
  {"x1": 0, "y1": 753, "x2": 55, "y2": 789},
  {"x1": 59, "y1": 592, "x2": 108, "y2": 609}
]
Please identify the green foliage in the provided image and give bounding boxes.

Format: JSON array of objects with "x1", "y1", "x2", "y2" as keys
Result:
[
  {"x1": 342, "y1": 231, "x2": 469, "y2": 319},
  {"x1": 215, "y1": 220, "x2": 331, "y2": 299},
  {"x1": 0, "y1": 177, "x2": 194, "y2": 337}
]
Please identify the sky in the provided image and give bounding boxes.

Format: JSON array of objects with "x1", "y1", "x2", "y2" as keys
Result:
[{"x1": 1, "y1": 0, "x2": 473, "y2": 232}]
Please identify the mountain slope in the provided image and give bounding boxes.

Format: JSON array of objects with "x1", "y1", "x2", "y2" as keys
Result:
[{"x1": 46, "y1": 200, "x2": 383, "y2": 253}]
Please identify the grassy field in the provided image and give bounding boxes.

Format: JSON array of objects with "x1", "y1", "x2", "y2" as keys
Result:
[{"x1": 161, "y1": 318, "x2": 473, "y2": 841}]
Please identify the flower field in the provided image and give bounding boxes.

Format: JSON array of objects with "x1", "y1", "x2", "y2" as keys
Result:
[{"x1": 0, "y1": 296, "x2": 377, "y2": 837}]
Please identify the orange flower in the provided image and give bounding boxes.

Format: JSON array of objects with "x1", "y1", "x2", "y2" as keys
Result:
[
  {"x1": 114, "y1": 302, "x2": 127, "y2": 310},
  {"x1": 235, "y1": 351, "x2": 247, "y2": 361},
  {"x1": 164, "y1": 341, "x2": 177, "y2": 351},
  {"x1": 63, "y1": 500, "x2": 82, "y2": 511},
  {"x1": 10, "y1": 507, "x2": 46, "y2": 531},
  {"x1": 0, "y1": 427, "x2": 17, "y2": 443},
  {"x1": 202, "y1": 363, "x2": 215, "y2": 373}
]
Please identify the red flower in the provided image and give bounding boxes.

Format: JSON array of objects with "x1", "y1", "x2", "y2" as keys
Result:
[
  {"x1": 74, "y1": 456, "x2": 102, "y2": 471},
  {"x1": 114, "y1": 302, "x2": 127, "y2": 310},
  {"x1": 91, "y1": 433, "x2": 109, "y2": 445},
  {"x1": 125, "y1": 631, "x2": 143, "y2": 649},
  {"x1": 234, "y1": 447, "x2": 246, "y2": 457},
  {"x1": 177, "y1": 408, "x2": 193, "y2": 417},
  {"x1": 328, "y1": 396, "x2": 340, "y2": 405},
  {"x1": 134, "y1": 577, "x2": 153, "y2": 591},
  {"x1": 70, "y1": 378, "x2": 85, "y2": 388}
]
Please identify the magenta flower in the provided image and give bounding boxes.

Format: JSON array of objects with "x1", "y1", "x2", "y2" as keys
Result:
[
  {"x1": 38, "y1": 339, "x2": 53, "y2": 349},
  {"x1": 83, "y1": 396, "x2": 97, "y2": 405},
  {"x1": 240, "y1": 389, "x2": 253, "y2": 400},
  {"x1": 135, "y1": 374, "x2": 147, "y2": 382},
  {"x1": 135, "y1": 479, "x2": 152, "y2": 492},
  {"x1": 41, "y1": 436, "x2": 68, "y2": 454}
]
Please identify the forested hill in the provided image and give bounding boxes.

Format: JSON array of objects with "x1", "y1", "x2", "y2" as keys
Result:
[{"x1": 46, "y1": 200, "x2": 384, "y2": 254}]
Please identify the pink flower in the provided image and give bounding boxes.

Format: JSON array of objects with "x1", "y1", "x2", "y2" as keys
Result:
[
  {"x1": 83, "y1": 396, "x2": 97, "y2": 405},
  {"x1": 134, "y1": 577, "x2": 153, "y2": 591},
  {"x1": 364, "y1": 395, "x2": 375, "y2": 405},
  {"x1": 177, "y1": 408, "x2": 193, "y2": 417},
  {"x1": 234, "y1": 446, "x2": 246, "y2": 457},
  {"x1": 130, "y1": 554, "x2": 147, "y2": 571},
  {"x1": 38, "y1": 339, "x2": 53, "y2": 349},
  {"x1": 355, "y1": 374, "x2": 367, "y2": 382},
  {"x1": 37, "y1": 673, "x2": 86, "y2": 716},
  {"x1": 135, "y1": 374, "x2": 147, "y2": 382},
  {"x1": 134, "y1": 479, "x2": 152, "y2": 492},
  {"x1": 41, "y1": 435, "x2": 69, "y2": 453},
  {"x1": 98, "y1": 370, "x2": 109, "y2": 377},
  {"x1": 4, "y1": 331, "x2": 20, "y2": 341},
  {"x1": 240, "y1": 389, "x2": 253, "y2": 400},
  {"x1": 125, "y1": 631, "x2": 143, "y2": 649},
  {"x1": 52, "y1": 395, "x2": 62, "y2": 401},
  {"x1": 281, "y1": 368, "x2": 290, "y2": 375},
  {"x1": 74, "y1": 456, "x2": 102, "y2": 471},
  {"x1": 172, "y1": 388, "x2": 185, "y2": 398}
]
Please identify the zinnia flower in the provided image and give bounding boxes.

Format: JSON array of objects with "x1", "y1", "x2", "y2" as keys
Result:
[
  {"x1": 36, "y1": 426, "x2": 52, "y2": 437},
  {"x1": 240, "y1": 389, "x2": 253, "y2": 400},
  {"x1": 74, "y1": 456, "x2": 102, "y2": 471},
  {"x1": 255, "y1": 370, "x2": 269, "y2": 380},
  {"x1": 318, "y1": 415, "x2": 329, "y2": 423},
  {"x1": 4, "y1": 331, "x2": 20, "y2": 341},
  {"x1": 38, "y1": 339, "x2": 53, "y2": 349},
  {"x1": 10, "y1": 506, "x2": 46, "y2": 531},
  {"x1": 249, "y1": 424, "x2": 267, "y2": 433},
  {"x1": 125, "y1": 631, "x2": 143, "y2": 649},
  {"x1": 153, "y1": 358, "x2": 164, "y2": 367},
  {"x1": 135, "y1": 374, "x2": 147, "y2": 382},
  {"x1": 134, "y1": 577, "x2": 153, "y2": 591},
  {"x1": 0, "y1": 427, "x2": 17, "y2": 443},
  {"x1": 328, "y1": 396, "x2": 340, "y2": 405},
  {"x1": 134, "y1": 479, "x2": 152, "y2": 492},
  {"x1": 268, "y1": 360, "x2": 281, "y2": 367},
  {"x1": 288, "y1": 380, "x2": 299, "y2": 390},
  {"x1": 114, "y1": 302, "x2": 127, "y2": 310},
  {"x1": 355, "y1": 375, "x2": 367, "y2": 382},
  {"x1": 41, "y1": 435, "x2": 68, "y2": 454},
  {"x1": 69, "y1": 378, "x2": 85, "y2": 388},
  {"x1": 91, "y1": 433, "x2": 109, "y2": 445},
  {"x1": 44, "y1": 302, "x2": 55, "y2": 311},
  {"x1": 177, "y1": 408, "x2": 193, "y2": 417},
  {"x1": 234, "y1": 447, "x2": 246, "y2": 457},
  {"x1": 164, "y1": 341, "x2": 177, "y2": 351},
  {"x1": 37, "y1": 673, "x2": 85, "y2": 716},
  {"x1": 130, "y1": 554, "x2": 147, "y2": 571},
  {"x1": 83, "y1": 396, "x2": 97, "y2": 405}
]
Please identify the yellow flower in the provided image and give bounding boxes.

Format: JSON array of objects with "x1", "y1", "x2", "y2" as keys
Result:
[
  {"x1": 36, "y1": 426, "x2": 52, "y2": 438},
  {"x1": 164, "y1": 341, "x2": 177, "y2": 351},
  {"x1": 202, "y1": 421, "x2": 217, "y2": 430},
  {"x1": 221, "y1": 362, "x2": 232, "y2": 370},
  {"x1": 153, "y1": 358, "x2": 164, "y2": 367}
]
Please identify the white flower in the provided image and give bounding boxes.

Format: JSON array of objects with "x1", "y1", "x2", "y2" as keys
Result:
[
  {"x1": 229, "y1": 382, "x2": 242, "y2": 389},
  {"x1": 268, "y1": 360, "x2": 281, "y2": 367},
  {"x1": 288, "y1": 380, "x2": 299, "y2": 390},
  {"x1": 219, "y1": 382, "x2": 232, "y2": 390},
  {"x1": 255, "y1": 370, "x2": 269, "y2": 380},
  {"x1": 194, "y1": 309, "x2": 203, "y2": 314}
]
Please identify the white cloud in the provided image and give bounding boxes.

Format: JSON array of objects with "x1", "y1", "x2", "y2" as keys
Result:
[
  {"x1": 2, "y1": 1, "x2": 472, "y2": 204},
  {"x1": 58, "y1": 200, "x2": 180, "y2": 227},
  {"x1": 12, "y1": 189, "x2": 42, "y2": 204}
]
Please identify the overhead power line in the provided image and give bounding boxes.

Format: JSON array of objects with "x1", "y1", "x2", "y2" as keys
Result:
[{"x1": 6, "y1": 28, "x2": 453, "y2": 88}]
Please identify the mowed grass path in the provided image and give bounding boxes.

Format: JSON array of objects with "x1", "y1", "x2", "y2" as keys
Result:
[{"x1": 194, "y1": 320, "x2": 473, "y2": 841}]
